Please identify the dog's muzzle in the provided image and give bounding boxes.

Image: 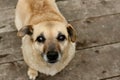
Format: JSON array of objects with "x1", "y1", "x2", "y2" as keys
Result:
[{"x1": 43, "y1": 51, "x2": 61, "y2": 64}]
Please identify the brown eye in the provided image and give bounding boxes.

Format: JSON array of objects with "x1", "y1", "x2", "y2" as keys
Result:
[
  {"x1": 57, "y1": 35, "x2": 66, "y2": 41},
  {"x1": 36, "y1": 36, "x2": 46, "y2": 43}
]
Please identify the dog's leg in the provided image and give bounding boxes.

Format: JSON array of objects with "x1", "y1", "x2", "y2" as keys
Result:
[{"x1": 28, "y1": 68, "x2": 38, "y2": 80}]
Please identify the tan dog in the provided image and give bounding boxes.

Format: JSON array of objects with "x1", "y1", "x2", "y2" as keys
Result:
[{"x1": 15, "y1": 0, "x2": 76, "y2": 80}]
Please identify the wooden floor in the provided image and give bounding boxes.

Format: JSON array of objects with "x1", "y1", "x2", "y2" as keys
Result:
[{"x1": 1, "y1": 0, "x2": 120, "y2": 80}]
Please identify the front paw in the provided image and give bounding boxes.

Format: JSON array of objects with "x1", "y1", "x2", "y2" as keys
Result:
[{"x1": 28, "y1": 68, "x2": 38, "y2": 80}]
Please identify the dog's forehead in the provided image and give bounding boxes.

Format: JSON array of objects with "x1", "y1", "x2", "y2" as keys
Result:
[{"x1": 33, "y1": 22, "x2": 68, "y2": 39}]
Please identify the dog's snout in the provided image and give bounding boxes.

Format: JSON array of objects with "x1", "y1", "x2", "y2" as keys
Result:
[{"x1": 47, "y1": 51, "x2": 59, "y2": 63}]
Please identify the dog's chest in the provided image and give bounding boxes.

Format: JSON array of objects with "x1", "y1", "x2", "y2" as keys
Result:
[{"x1": 30, "y1": 62, "x2": 64, "y2": 76}]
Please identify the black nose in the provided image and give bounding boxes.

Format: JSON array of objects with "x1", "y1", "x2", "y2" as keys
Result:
[{"x1": 47, "y1": 51, "x2": 59, "y2": 63}]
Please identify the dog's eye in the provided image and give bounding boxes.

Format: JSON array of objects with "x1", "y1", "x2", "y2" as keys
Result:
[
  {"x1": 36, "y1": 36, "x2": 46, "y2": 43},
  {"x1": 57, "y1": 35, "x2": 66, "y2": 41}
]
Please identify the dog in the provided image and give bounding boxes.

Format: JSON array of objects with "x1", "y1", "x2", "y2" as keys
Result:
[{"x1": 15, "y1": 0, "x2": 76, "y2": 80}]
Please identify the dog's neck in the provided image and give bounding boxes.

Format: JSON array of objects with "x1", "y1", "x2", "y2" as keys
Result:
[{"x1": 28, "y1": 0, "x2": 66, "y2": 24}]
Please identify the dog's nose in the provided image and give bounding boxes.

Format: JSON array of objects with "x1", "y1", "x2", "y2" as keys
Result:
[{"x1": 47, "y1": 51, "x2": 59, "y2": 63}]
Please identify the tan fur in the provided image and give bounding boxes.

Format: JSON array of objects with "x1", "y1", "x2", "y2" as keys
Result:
[
  {"x1": 15, "y1": 0, "x2": 66, "y2": 30},
  {"x1": 15, "y1": 0, "x2": 76, "y2": 80}
]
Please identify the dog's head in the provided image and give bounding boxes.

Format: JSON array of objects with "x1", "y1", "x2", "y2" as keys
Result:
[{"x1": 18, "y1": 21, "x2": 76, "y2": 64}]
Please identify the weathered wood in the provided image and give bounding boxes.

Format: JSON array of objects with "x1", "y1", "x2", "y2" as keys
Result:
[
  {"x1": 71, "y1": 13, "x2": 120, "y2": 50},
  {"x1": 1, "y1": 0, "x2": 120, "y2": 33},
  {"x1": 0, "y1": 8, "x2": 16, "y2": 33},
  {"x1": 100, "y1": 75, "x2": 120, "y2": 80},
  {"x1": 1, "y1": 13, "x2": 120, "y2": 63},
  {"x1": 1, "y1": 0, "x2": 120, "y2": 50},
  {"x1": 57, "y1": 0, "x2": 120, "y2": 21},
  {"x1": 0, "y1": 31, "x2": 22, "y2": 63},
  {"x1": 1, "y1": 42, "x2": 120, "y2": 80},
  {"x1": 0, "y1": 31, "x2": 20, "y2": 50},
  {"x1": 0, "y1": 0, "x2": 17, "y2": 9},
  {"x1": 1, "y1": 0, "x2": 120, "y2": 80},
  {"x1": 109, "y1": 78, "x2": 120, "y2": 80},
  {"x1": 0, "y1": 61, "x2": 28, "y2": 80},
  {"x1": 1, "y1": 12, "x2": 120, "y2": 51}
]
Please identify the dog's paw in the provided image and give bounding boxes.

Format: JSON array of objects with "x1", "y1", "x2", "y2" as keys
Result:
[{"x1": 28, "y1": 68, "x2": 38, "y2": 80}]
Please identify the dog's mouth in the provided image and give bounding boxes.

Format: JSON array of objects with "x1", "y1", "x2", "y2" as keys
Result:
[{"x1": 43, "y1": 51, "x2": 61, "y2": 64}]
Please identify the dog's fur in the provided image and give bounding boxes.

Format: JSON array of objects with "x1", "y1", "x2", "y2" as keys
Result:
[{"x1": 15, "y1": 0, "x2": 76, "y2": 79}]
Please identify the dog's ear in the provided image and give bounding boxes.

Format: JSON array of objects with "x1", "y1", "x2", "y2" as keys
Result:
[
  {"x1": 67, "y1": 24, "x2": 77, "y2": 42},
  {"x1": 17, "y1": 25, "x2": 33, "y2": 37}
]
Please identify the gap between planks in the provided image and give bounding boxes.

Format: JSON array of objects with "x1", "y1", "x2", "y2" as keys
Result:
[{"x1": 100, "y1": 74, "x2": 120, "y2": 80}]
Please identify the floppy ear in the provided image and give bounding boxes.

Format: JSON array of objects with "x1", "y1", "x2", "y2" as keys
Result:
[
  {"x1": 17, "y1": 25, "x2": 33, "y2": 37},
  {"x1": 67, "y1": 24, "x2": 77, "y2": 42}
]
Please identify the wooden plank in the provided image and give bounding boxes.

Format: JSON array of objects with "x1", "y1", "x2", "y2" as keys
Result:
[
  {"x1": 1, "y1": 13, "x2": 120, "y2": 51},
  {"x1": 0, "y1": 61, "x2": 28, "y2": 80},
  {"x1": 0, "y1": 9, "x2": 15, "y2": 22},
  {"x1": 70, "y1": 13, "x2": 120, "y2": 50},
  {"x1": 0, "y1": 0, "x2": 16, "y2": 34},
  {"x1": 0, "y1": 0, "x2": 17, "y2": 9},
  {"x1": 0, "y1": 8, "x2": 16, "y2": 33},
  {"x1": 33, "y1": 42, "x2": 120, "y2": 80},
  {"x1": 0, "y1": 0, "x2": 17, "y2": 33},
  {"x1": 0, "y1": 31, "x2": 22, "y2": 63},
  {"x1": 100, "y1": 75, "x2": 120, "y2": 80},
  {"x1": 109, "y1": 78, "x2": 120, "y2": 80},
  {"x1": 0, "y1": 0, "x2": 120, "y2": 80},
  {"x1": 57, "y1": 0, "x2": 120, "y2": 21},
  {"x1": 0, "y1": 31, "x2": 20, "y2": 50},
  {"x1": 1, "y1": 12, "x2": 120, "y2": 62},
  {"x1": 1, "y1": 42, "x2": 120, "y2": 80},
  {"x1": 1, "y1": 0, "x2": 120, "y2": 33},
  {"x1": 1, "y1": 0, "x2": 120, "y2": 21}
]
